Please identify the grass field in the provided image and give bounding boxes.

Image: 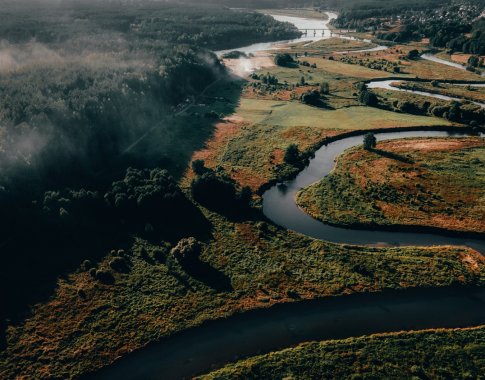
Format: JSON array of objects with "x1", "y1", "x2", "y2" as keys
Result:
[
  {"x1": 199, "y1": 326, "x2": 485, "y2": 379},
  {"x1": 327, "y1": 44, "x2": 483, "y2": 81},
  {"x1": 298, "y1": 137, "x2": 485, "y2": 234},
  {"x1": 2, "y1": 17, "x2": 484, "y2": 379},
  {"x1": 395, "y1": 81, "x2": 485, "y2": 104},
  {"x1": 189, "y1": 96, "x2": 453, "y2": 191},
  {"x1": 1, "y1": 208, "x2": 483, "y2": 378},
  {"x1": 285, "y1": 37, "x2": 377, "y2": 55}
]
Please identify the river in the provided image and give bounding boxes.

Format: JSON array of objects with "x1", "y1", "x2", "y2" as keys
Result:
[
  {"x1": 90, "y1": 287, "x2": 485, "y2": 380},
  {"x1": 367, "y1": 79, "x2": 485, "y2": 108},
  {"x1": 216, "y1": 12, "x2": 338, "y2": 57},
  {"x1": 92, "y1": 12, "x2": 485, "y2": 380},
  {"x1": 262, "y1": 130, "x2": 485, "y2": 254}
]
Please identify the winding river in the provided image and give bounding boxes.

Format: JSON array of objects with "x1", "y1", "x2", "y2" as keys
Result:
[
  {"x1": 262, "y1": 130, "x2": 485, "y2": 254},
  {"x1": 93, "y1": 12, "x2": 485, "y2": 380},
  {"x1": 367, "y1": 79, "x2": 485, "y2": 108},
  {"x1": 216, "y1": 13, "x2": 337, "y2": 57},
  {"x1": 92, "y1": 287, "x2": 485, "y2": 380}
]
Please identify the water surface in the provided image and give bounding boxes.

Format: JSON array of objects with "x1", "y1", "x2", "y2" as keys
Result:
[{"x1": 263, "y1": 130, "x2": 485, "y2": 253}]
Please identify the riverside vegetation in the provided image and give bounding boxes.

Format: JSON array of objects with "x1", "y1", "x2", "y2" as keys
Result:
[
  {"x1": 200, "y1": 326, "x2": 485, "y2": 379},
  {"x1": 297, "y1": 137, "x2": 485, "y2": 235},
  {"x1": 1, "y1": 0, "x2": 484, "y2": 378}
]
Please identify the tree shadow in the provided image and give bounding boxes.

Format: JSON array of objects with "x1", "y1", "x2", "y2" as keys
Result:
[
  {"x1": 372, "y1": 148, "x2": 414, "y2": 164},
  {"x1": 184, "y1": 260, "x2": 233, "y2": 292}
]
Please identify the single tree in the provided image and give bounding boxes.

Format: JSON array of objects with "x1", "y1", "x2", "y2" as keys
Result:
[
  {"x1": 359, "y1": 90, "x2": 378, "y2": 106},
  {"x1": 363, "y1": 133, "x2": 377, "y2": 150},
  {"x1": 320, "y1": 82, "x2": 330, "y2": 95},
  {"x1": 284, "y1": 144, "x2": 300, "y2": 165},
  {"x1": 274, "y1": 53, "x2": 295, "y2": 67},
  {"x1": 407, "y1": 49, "x2": 420, "y2": 60}
]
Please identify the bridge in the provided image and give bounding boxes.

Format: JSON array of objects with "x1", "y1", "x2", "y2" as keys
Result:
[{"x1": 298, "y1": 28, "x2": 350, "y2": 36}]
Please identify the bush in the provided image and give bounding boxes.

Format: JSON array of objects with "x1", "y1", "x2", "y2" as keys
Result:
[
  {"x1": 191, "y1": 168, "x2": 252, "y2": 213},
  {"x1": 95, "y1": 270, "x2": 115, "y2": 284},
  {"x1": 191, "y1": 171, "x2": 236, "y2": 207},
  {"x1": 359, "y1": 90, "x2": 378, "y2": 106},
  {"x1": 81, "y1": 260, "x2": 93, "y2": 271},
  {"x1": 153, "y1": 244, "x2": 171, "y2": 262},
  {"x1": 301, "y1": 90, "x2": 322, "y2": 106},
  {"x1": 407, "y1": 49, "x2": 420, "y2": 59},
  {"x1": 171, "y1": 237, "x2": 202, "y2": 268},
  {"x1": 274, "y1": 53, "x2": 295, "y2": 67},
  {"x1": 109, "y1": 257, "x2": 129, "y2": 273}
]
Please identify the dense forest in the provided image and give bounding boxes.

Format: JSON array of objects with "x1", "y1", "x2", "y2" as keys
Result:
[{"x1": 0, "y1": 0, "x2": 299, "y2": 331}]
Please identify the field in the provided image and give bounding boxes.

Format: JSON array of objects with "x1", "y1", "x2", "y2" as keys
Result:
[
  {"x1": 325, "y1": 45, "x2": 483, "y2": 81},
  {"x1": 298, "y1": 137, "x2": 485, "y2": 235},
  {"x1": 188, "y1": 48, "x2": 457, "y2": 191},
  {"x1": 199, "y1": 326, "x2": 485, "y2": 379},
  {"x1": 394, "y1": 81, "x2": 485, "y2": 104},
  {"x1": 2, "y1": 6, "x2": 485, "y2": 378},
  {"x1": 284, "y1": 37, "x2": 377, "y2": 55},
  {"x1": 1, "y1": 209, "x2": 483, "y2": 378}
]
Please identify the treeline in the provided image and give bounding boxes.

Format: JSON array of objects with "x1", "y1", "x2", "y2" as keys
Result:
[{"x1": 0, "y1": 1, "x2": 299, "y2": 49}]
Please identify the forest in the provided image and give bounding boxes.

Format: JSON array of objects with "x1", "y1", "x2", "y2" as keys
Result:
[
  {"x1": 0, "y1": 0, "x2": 299, "y2": 332},
  {"x1": 331, "y1": 0, "x2": 485, "y2": 55}
]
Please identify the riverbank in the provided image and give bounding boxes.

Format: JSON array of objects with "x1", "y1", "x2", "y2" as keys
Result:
[
  {"x1": 2, "y1": 9, "x2": 484, "y2": 379},
  {"x1": 297, "y1": 137, "x2": 485, "y2": 237},
  {"x1": 200, "y1": 325, "x2": 485, "y2": 379}
]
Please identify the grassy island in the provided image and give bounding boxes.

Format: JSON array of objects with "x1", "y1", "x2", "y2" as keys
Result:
[{"x1": 298, "y1": 137, "x2": 485, "y2": 235}]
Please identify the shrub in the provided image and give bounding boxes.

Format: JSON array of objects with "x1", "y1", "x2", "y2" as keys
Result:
[
  {"x1": 320, "y1": 82, "x2": 330, "y2": 95},
  {"x1": 77, "y1": 288, "x2": 87, "y2": 299},
  {"x1": 153, "y1": 244, "x2": 170, "y2": 262},
  {"x1": 359, "y1": 90, "x2": 378, "y2": 106},
  {"x1": 274, "y1": 53, "x2": 295, "y2": 67},
  {"x1": 301, "y1": 90, "x2": 322, "y2": 106},
  {"x1": 95, "y1": 270, "x2": 115, "y2": 284},
  {"x1": 191, "y1": 171, "x2": 237, "y2": 208},
  {"x1": 191, "y1": 168, "x2": 252, "y2": 213},
  {"x1": 109, "y1": 257, "x2": 129, "y2": 273},
  {"x1": 171, "y1": 237, "x2": 202, "y2": 268},
  {"x1": 468, "y1": 55, "x2": 480, "y2": 67},
  {"x1": 407, "y1": 49, "x2": 420, "y2": 60}
]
